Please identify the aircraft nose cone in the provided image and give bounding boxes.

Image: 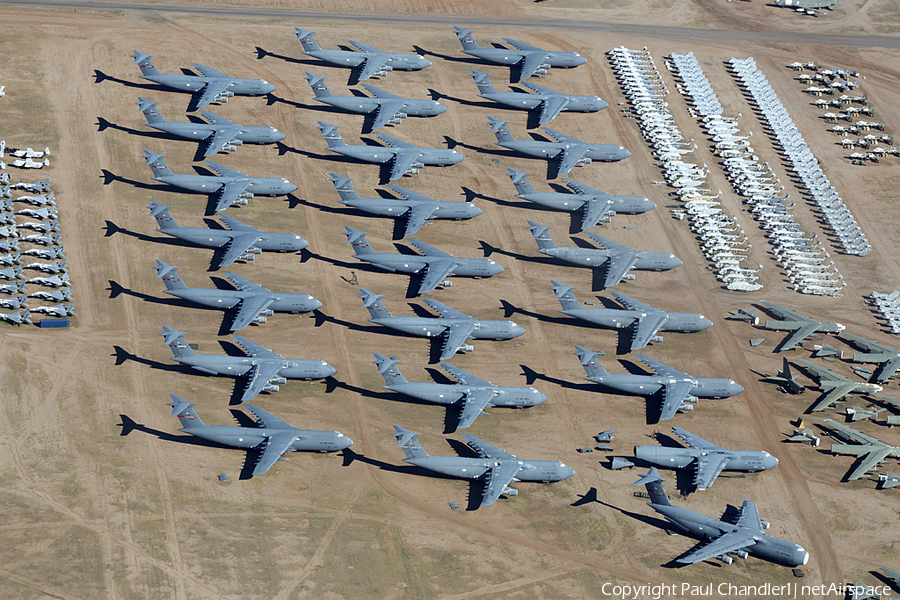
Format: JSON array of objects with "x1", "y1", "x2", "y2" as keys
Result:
[
  {"x1": 561, "y1": 465, "x2": 576, "y2": 480},
  {"x1": 731, "y1": 382, "x2": 745, "y2": 395},
  {"x1": 700, "y1": 317, "x2": 714, "y2": 330},
  {"x1": 766, "y1": 454, "x2": 779, "y2": 469},
  {"x1": 310, "y1": 298, "x2": 323, "y2": 311},
  {"x1": 285, "y1": 182, "x2": 298, "y2": 194},
  {"x1": 436, "y1": 103, "x2": 448, "y2": 114},
  {"x1": 338, "y1": 436, "x2": 354, "y2": 450},
  {"x1": 533, "y1": 391, "x2": 548, "y2": 406},
  {"x1": 468, "y1": 204, "x2": 483, "y2": 217},
  {"x1": 596, "y1": 98, "x2": 609, "y2": 110},
  {"x1": 324, "y1": 363, "x2": 338, "y2": 377},
  {"x1": 644, "y1": 198, "x2": 658, "y2": 210},
  {"x1": 293, "y1": 237, "x2": 310, "y2": 251},
  {"x1": 510, "y1": 323, "x2": 526, "y2": 338},
  {"x1": 421, "y1": 57, "x2": 432, "y2": 68},
  {"x1": 450, "y1": 151, "x2": 464, "y2": 164},
  {"x1": 263, "y1": 83, "x2": 276, "y2": 94},
  {"x1": 620, "y1": 147, "x2": 632, "y2": 159},
  {"x1": 273, "y1": 130, "x2": 287, "y2": 142},
  {"x1": 575, "y1": 55, "x2": 588, "y2": 66},
  {"x1": 671, "y1": 256, "x2": 684, "y2": 268}
]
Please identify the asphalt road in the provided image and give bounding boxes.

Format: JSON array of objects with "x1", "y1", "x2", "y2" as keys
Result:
[{"x1": 5, "y1": 0, "x2": 900, "y2": 49}]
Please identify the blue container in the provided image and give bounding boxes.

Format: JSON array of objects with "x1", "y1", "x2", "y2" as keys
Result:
[{"x1": 39, "y1": 318, "x2": 70, "y2": 328}]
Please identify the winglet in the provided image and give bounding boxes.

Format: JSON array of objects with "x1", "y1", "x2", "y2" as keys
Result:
[{"x1": 392, "y1": 425, "x2": 419, "y2": 447}]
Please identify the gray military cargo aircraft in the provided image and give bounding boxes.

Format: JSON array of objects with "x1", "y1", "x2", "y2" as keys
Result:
[
  {"x1": 161, "y1": 325, "x2": 336, "y2": 403},
  {"x1": 372, "y1": 354, "x2": 546, "y2": 430},
  {"x1": 392, "y1": 425, "x2": 574, "y2": 507},
  {"x1": 136, "y1": 98, "x2": 285, "y2": 159},
  {"x1": 822, "y1": 419, "x2": 900, "y2": 481},
  {"x1": 344, "y1": 226, "x2": 503, "y2": 295},
  {"x1": 168, "y1": 395, "x2": 351, "y2": 477},
  {"x1": 842, "y1": 333, "x2": 900, "y2": 383},
  {"x1": 132, "y1": 51, "x2": 275, "y2": 109},
  {"x1": 358, "y1": 289, "x2": 525, "y2": 361},
  {"x1": 759, "y1": 300, "x2": 846, "y2": 352},
  {"x1": 305, "y1": 73, "x2": 445, "y2": 132},
  {"x1": 529, "y1": 221, "x2": 681, "y2": 288},
  {"x1": 295, "y1": 28, "x2": 431, "y2": 84},
  {"x1": 793, "y1": 359, "x2": 883, "y2": 412},
  {"x1": 574, "y1": 347, "x2": 742, "y2": 421},
  {"x1": 488, "y1": 117, "x2": 630, "y2": 178},
  {"x1": 317, "y1": 122, "x2": 463, "y2": 181},
  {"x1": 470, "y1": 70, "x2": 606, "y2": 126},
  {"x1": 143, "y1": 150, "x2": 297, "y2": 213},
  {"x1": 454, "y1": 27, "x2": 587, "y2": 83},
  {"x1": 147, "y1": 200, "x2": 307, "y2": 269},
  {"x1": 329, "y1": 173, "x2": 482, "y2": 237},
  {"x1": 634, "y1": 427, "x2": 779, "y2": 490},
  {"x1": 632, "y1": 468, "x2": 809, "y2": 566},
  {"x1": 153, "y1": 260, "x2": 321, "y2": 332},
  {"x1": 508, "y1": 169, "x2": 655, "y2": 231}
]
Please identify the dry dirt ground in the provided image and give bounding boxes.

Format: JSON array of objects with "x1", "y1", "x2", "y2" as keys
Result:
[{"x1": 0, "y1": 2, "x2": 899, "y2": 599}]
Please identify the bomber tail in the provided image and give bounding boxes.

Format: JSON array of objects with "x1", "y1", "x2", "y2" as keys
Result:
[
  {"x1": 507, "y1": 168, "x2": 536, "y2": 197},
  {"x1": 470, "y1": 69, "x2": 497, "y2": 95},
  {"x1": 136, "y1": 97, "x2": 165, "y2": 124},
  {"x1": 154, "y1": 260, "x2": 187, "y2": 291},
  {"x1": 487, "y1": 116, "x2": 515, "y2": 143},
  {"x1": 143, "y1": 149, "x2": 173, "y2": 177},
  {"x1": 167, "y1": 394, "x2": 206, "y2": 429},
  {"x1": 359, "y1": 288, "x2": 390, "y2": 320},
  {"x1": 373, "y1": 353, "x2": 408, "y2": 386},
  {"x1": 779, "y1": 357, "x2": 793, "y2": 380},
  {"x1": 329, "y1": 173, "x2": 359, "y2": 203},
  {"x1": 573, "y1": 345, "x2": 608, "y2": 379},
  {"x1": 294, "y1": 28, "x2": 322, "y2": 53},
  {"x1": 305, "y1": 72, "x2": 332, "y2": 98},
  {"x1": 344, "y1": 226, "x2": 374, "y2": 256},
  {"x1": 392, "y1": 425, "x2": 429, "y2": 459},
  {"x1": 132, "y1": 50, "x2": 160, "y2": 77},
  {"x1": 317, "y1": 122, "x2": 346, "y2": 148},
  {"x1": 160, "y1": 325, "x2": 195, "y2": 358},
  {"x1": 550, "y1": 280, "x2": 581, "y2": 311},
  {"x1": 454, "y1": 26, "x2": 479, "y2": 51},
  {"x1": 527, "y1": 220, "x2": 558, "y2": 250},
  {"x1": 631, "y1": 467, "x2": 671, "y2": 506},
  {"x1": 147, "y1": 200, "x2": 180, "y2": 230}
]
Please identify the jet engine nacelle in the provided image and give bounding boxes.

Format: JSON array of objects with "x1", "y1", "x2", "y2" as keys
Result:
[
  {"x1": 397, "y1": 112, "x2": 407, "y2": 119},
  {"x1": 227, "y1": 139, "x2": 243, "y2": 146},
  {"x1": 716, "y1": 554, "x2": 733, "y2": 565},
  {"x1": 440, "y1": 280, "x2": 452, "y2": 287},
  {"x1": 260, "y1": 309, "x2": 274, "y2": 317},
  {"x1": 237, "y1": 253, "x2": 256, "y2": 261},
  {"x1": 678, "y1": 404, "x2": 694, "y2": 412},
  {"x1": 262, "y1": 384, "x2": 280, "y2": 393},
  {"x1": 223, "y1": 145, "x2": 238, "y2": 152},
  {"x1": 410, "y1": 162, "x2": 425, "y2": 170},
  {"x1": 576, "y1": 157, "x2": 593, "y2": 166},
  {"x1": 760, "y1": 521, "x2": 770, "y2": 530},
  {"x1": 230, "y1": 198, "x2": 249, "y2": 206},
  {"x1": 252, "y1": 316, "x2": 267, "y2": 324},
  {"x1": 735, "y1": 550, "x2": 748, "y2": 559},
  {"x1": 622, "y1": 274, "x2": 635, "y2": 281},
  {"x1": 650, "y1": 335, "x2": 663, "y2": 343},
  {"x1": 501, "y1": 486, "x2": 518, "y2": 497},
  {"x1": 459, "y1": 344, "x2": 475, "y2": 353},
  {"x1": 246, "y1": 247, "x2": 263, "y2": 254},
  {"x1": 268, "y1": 377, "x2": 287, "y2": 385},
  {"x1": 405, "y1": 168, "x2": 420, "y2": 175},
  {"x1": 238, "y1": 192, "x2": 254, "y2": 199},
  {"x1": 388, "y1": 118, "x2": 403, "y2": 125}
]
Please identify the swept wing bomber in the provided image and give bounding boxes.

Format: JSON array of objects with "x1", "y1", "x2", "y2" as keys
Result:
[
  {"x1": 822, "y1": 419, "x2": 900, "y2": 481},
  {"x1": 842, "y1": 333, "x2": 900, "y2": 383},
  {"x1": 760, "y1": 357, "x2": 806, "y2": 394},
  {"x1": 760, "y1": 300, "x2": 845, "y2": 352},
  {"x1": 794, "y1": 358, "x2": 882, "y2": 412}
]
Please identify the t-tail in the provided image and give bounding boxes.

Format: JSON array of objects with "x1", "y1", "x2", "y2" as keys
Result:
[
  {"x1": 454, "y1": 26, "x2": 479, "y2": 51},
  {"x1": 317, "y1": 122, "x2": 346, "y2": 148},
  {"x1": 136, "y1": 97, "x2": 165, "y2": 124},
  {"x1": 143, "y1": 149, "x2": 173, "y2": 177},
  {"x1": 147, "y1": 200, "x2": 180, "y2": 230},
  {"x1": 132, "y1": 50, "x2": 160, "y2": 77},
  {"x1": 631, "y1": 468, "x2": 672, "y2": 506},
  {"x1": 294, "y1": 28, "x2": 322, "y2": 53},
  {"x1": 551, "y1": 280, "x2": 581, "y2": 310},
  {"x1": 470, "y1": 69, "x2": 497, "y2": 95},
  {"x1": 392, "y1": 425, "x2": 429, "y2": 459},
  {"x1": 167, "y1": 394, "x2": 206, "y2": 429},
  {"x1": 372, "y1": 353, "x2": 407, "y2": 386},
  {"x1": 305, "y1": 72, "x2": 332, "y2": 98},
  {"x1": 160, "y1": 325, "x2": 195, "y2": 358},
  {"x1": 154, "y1": 260, "x2": 187, "y2": 291},
  {"x1": 329, "y1": 173, "x2": 359, "y2": 203},
  {"x1": 358, "y1": 288, "x2": 391, "y2": 320},
  {"x1": 573, "y1": 345, "x2": 608, "y2": 379},
  {"x1": 527, "y1": 220, "x2": 557, "y2": 250},
  {"x1": 487, "y1": 116, "x2": 515, "y2": 143},
  {"x1": 344, "y1": 226, "x2": 373, "y2": 256},
  {"x1": 507, "y1": 168, "x2": 535, "y2": 197}
]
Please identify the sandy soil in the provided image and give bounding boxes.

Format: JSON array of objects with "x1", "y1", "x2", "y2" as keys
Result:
[{"x1": 0, "y1": 2, "x2": 899, "y2": 599}]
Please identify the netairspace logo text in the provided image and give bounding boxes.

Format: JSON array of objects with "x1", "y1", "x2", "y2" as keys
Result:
[{"x1": 600, "y1": 582, "x2": 892, "y2": 599}]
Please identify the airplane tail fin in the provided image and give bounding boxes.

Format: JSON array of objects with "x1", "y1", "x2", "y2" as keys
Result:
[
  {"x1": 779, "y1": 357, "x2": 793, "y2": 379},
  {"x1": 154, "y1": 259, "x2": 187, "y2": 291},
  {"x1": 631, "y1": 467, "x2": 671, "y2": 506},
  {"x1": 294, "y1": 28, "x2": 322, "y2": 53},
  {"x1": 507, "y1": 168, "x2": 535, "y2": 197},
  {"x1": 160, "y1": 325, "x2": 194, "y2": 358},
  {"x1": 136, "y1": 97, "x2": 165, "y2": 124},
  {"x1": 132, "y1": 50, "x2": 160, "y2": 76},
  {"x1": 329, "y1": 173, "x2": 359, "y2": 203},
  {"x1": 317, "y1": 122, "x2": 346, "y2": 148},
  {"x1": 551, "y1": 280, "x2": 581, "y2": 311},
  {"x1": 454, "y1": 26, "x2": 479, "y2": 51},
  {"x1": 527, "y1": 220, "x2": 557, "y2": 250},
  {"x1": 487, "y1": 116, "x2": 515, "y2": 143},
  {"x1": 359, "y1": 288, "x2": 390, "y2": 320},
  {"x1": 573, "y1": 345, "x2": 608, "y2": 379},
  {"x1": 392, "y1": 425, "x2": 429, "y2": 459},
  {"x1": 305, "y1": 72, "x2": 331, "y2": 98},
  {"x1": 373, "y1": 353, "x2": 407, "y2": 386},
  {"x1": 167, "y1": 394, "x2": 206, "y2": 429},
  {"x1": 344, "y1": 226, "x2": 374, "y2": 256},
  {"x1": 470, "y1": 69, "x2": 497, "y2": 95},
  {"x1": 147, "y1": 200, "x2": 179, "y2": 230},
  {"x1": 143, "y1": 149, "x2": 173, "y2": 177}
]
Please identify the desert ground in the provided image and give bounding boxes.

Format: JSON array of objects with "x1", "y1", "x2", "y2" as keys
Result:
[{"x1": 0, "y1": 1, "x2": 899, "y2": 599}]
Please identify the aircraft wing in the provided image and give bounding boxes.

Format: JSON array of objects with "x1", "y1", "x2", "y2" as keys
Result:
[
  {"x1": 230, "y1": 294, "x2": 276, "y2": 332},
  {"x1": 355, "y1": 53, "x2": 392, "y2": 82},
  {"x1": 200, "y1": 125, "x2": 242, "y2": 159},
  {"x1": 191, "y1": 63, "x2": 230, "y2": 78},
  {"x1": 212, "y1": 179, "x2": 252, "y2": 212},
  {"x1": 478, "y1": 460, "x2": 522, "y2": 507},
  {"x1": 734, "y1": 499, "x2": 766, "y2": 530},
  {"x1": 671, "y1": 426, "x2": 722, "y2": 451},
  {"x1": 360, "y1": 83, "x2": 402, "y2": 99},
  {"x1": 348, "y1": 40, "x2": 385, "y2": 54},
  {"x1": 219, "y1": 233, "x2": 263, "y2": 267},
  {"x1": 760, "y1": 300, "x2": 810, "y2": 322},
  {"x1": 554, "y1": 145, "x2": 590, "y2": 177},
  {"x1": 610, "y1": 291, "x2": 655, "y2": 312},
  {"x1": 845, "y1": 446, "x2": 893, "y2": 481},
  {"x1": 514, "y1": 51, "x2": 552, "y2": 81},
  {"x1": 194, "y1": 79, "x2": 234, "y2": 109},
  {"x1": 389, "y1": 149, "x2": 425, "y2": 181},
  {"x1": 197, "y1": 110, "x2": 235, "y2": 126},
  {"x1": 375, "y1": 132, "x2": 416, "y2": 149},
  {"x1": 541, "y1": 127, "x2": 583, "y2": 145},
  {"x1": 823, "y1": 418, "x2": 884, "y2": 446},
  {"x1": 407, "y1": 238, "x2": 452, "y2": 257},
  {"x1": 537, "y1": 95, "x2": 570, "y2": 125},
  {"x1": 250, "y1": 431, "x2": 299, "y2": 476},
  {"x1": 386, "y1": 184, "x2": 436, "y2": 204},
  {"x1": 808, "y1": 384, "x2": 856, "y2": 412},
  {"x1": 794, "y1": 359, "x2": 846, "y2": 383},
  {"x1": 874, "y1": 357, "x2": 900, "y2": 382},
  {"x1": 231, "y1": 335, "x2": 283, "y2": 359},
  {"x1": 460, "y1": 434, "x2": 516, "y2": 460},
  {"x1": 458, "y1": 388, "x2": 497, "y2": 429},
  {"x1": 421, "y1": 297, "x2": 469, "y2": 320},
  {"x1": 629, "y1": 312, "x2": 668, "y2": 351},
  {"x1": 244, "y1": 403, "x2": 295, "y2": 430},
  {"x1": 238, "y1": 361, "x2": 286, "y2": 403},
  {"x1": 778, "y1": 323, "x2": 821, "y2": 351},
  {"x1": 403, "y1": 203, "x2": 438, "y2": 236},
  {"x1": 675, "y1": 532, "x2": 757, "y2": 565},
  {"x1": 417, "y1": 258, "x2": 459, "y2": 294},
  {"x1": 440, "y1": 362, "x2": 491, "y2": 387},
  {"x1": 440, "y1": 322, "x2": 478, "y2": 361},
  {"x1": 659, "y1": 379, "x2": 695, "y2": 421},
  {"x1": 521, "y1": 81, "x2": 560, "y2": 95},
  {"x1": 370, "y1": 99, "x2": 408, "y2": 130},
  {"x1": 218, "y1": 214, "x2": 257, "y2": 232},
  {"x1": 603, "y1": 252, "x2": 639, "y2": 288},
  {"x1": 580, "y1": 199, "x2": 615, "y2": 231},
  {"x1": 563, "y1": 178, "x2": 604, "y2": 196},
  {"x1": 584, "y1": 233, "x2": 631, "y2": 253},
  {"x1": 634, "y1": 353, "x2": 685, "y2": 379},
  {"x1": 693, "y1": 454, "x2": 729, "y2": 490},
  {"x1": 204, "y1": 160, "x2": 246, "y2": 179},
  {"x1": 502, "y1": 38, "x2": 547, "y2": 52},
  {"x1": 222, "y1": 271, "x2": 268, "y2": 293}
]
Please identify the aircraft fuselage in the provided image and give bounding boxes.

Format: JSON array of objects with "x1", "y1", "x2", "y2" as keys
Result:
[
  {"x1": 165, "y1": 287, "x2": 321, "y2": 313},
  {"x1": 141, "y1": 74, "x2": 274, "y2": 96},
  {"x1": 585, "y1": 373, "x2": 743, "y2": 398},
  {"x1": 385, "y1": 382, "x2": 546, "y2": 407}
]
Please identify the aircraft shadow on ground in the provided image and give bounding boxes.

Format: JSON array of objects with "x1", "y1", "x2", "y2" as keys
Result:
[
  {"x1": 111, "y1": 345, "x2": 184, "y2": 373},
  {"x1": 93, "y1": 70, "x2": 160, "y2": 92}
]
